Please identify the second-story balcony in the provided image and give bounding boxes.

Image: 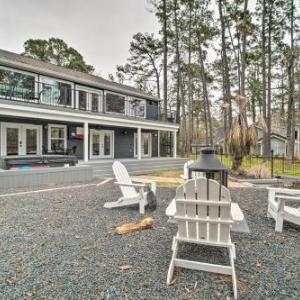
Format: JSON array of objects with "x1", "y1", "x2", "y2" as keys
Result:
[{"x1": 0, "y1": 80, "x2": 178, "y2": 124}]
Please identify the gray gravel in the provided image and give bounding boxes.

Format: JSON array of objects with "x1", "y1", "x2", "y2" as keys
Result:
[{"x1": 0, "y1": 182, "x2": 299, "y2": 299}]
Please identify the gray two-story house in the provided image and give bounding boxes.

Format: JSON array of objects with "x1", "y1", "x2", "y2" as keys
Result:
[{"x1": 0, "y1": 49, "x2": 179, "y2": 163}]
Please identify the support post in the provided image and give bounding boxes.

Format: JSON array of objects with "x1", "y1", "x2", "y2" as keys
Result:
[
  {"x1": 137, "y1": 127, "x2": 142, "y2": 160},
  {"x1": 173, "y1": 131, "x2": 177, "y2": 158},
  {"x1": 158, "y1": 130, "x2": 160, "y2": 158},
  {"x1": 84, "y1": 122, "x2": 89, "y2": 162}
]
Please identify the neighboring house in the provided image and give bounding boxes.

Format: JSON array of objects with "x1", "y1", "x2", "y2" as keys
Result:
[
  {"x1": 256, "y1": 125, "x2": 300, "y2": 156},
  {"x1": 0, "y1": 49, "x2": 179, "y2": 162}
]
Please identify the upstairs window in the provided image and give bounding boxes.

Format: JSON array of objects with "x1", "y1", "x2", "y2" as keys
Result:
[
  {"x1": 41, "y1": 78, "x2": 72, "y2": 107},
  {"x1": 78, "y1": 90, "x2": 87, "y2": 110},
  {"x1": 130, "y1": 99, "x2": 146, "y2": 118},
  {"x1": 105, "y1": 92, "x2": 125, "y2": 114},
  {"x1": 91, "y1": 93, "x2": 100, "y2": 112},
  {"x1": 0, "y1": 67, "x2": 35, "y2": 100}
]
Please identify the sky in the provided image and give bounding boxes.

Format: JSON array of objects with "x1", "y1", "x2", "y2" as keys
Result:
[{"x1": 0, "y1": 0, "x2": 160, "y2": 78}]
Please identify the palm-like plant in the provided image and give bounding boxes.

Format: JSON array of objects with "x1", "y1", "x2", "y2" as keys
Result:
[{"x1": 226, "y1": 95, "x2": 258, "y2": 171}]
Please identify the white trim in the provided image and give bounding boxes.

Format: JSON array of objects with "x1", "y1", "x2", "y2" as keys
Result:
[
  {"x1": 0, "y1": 102, "x2": 179, "y2": 131},
  {"x1": 39, "y1": 76, "x2": 75, "y2": 108},
  {"x1": 134, "y1": 132, "x2": 152, "y2": 158},
  {"x1": 129, "y1": 96, "x2": 147, "y2": 119},
  {"x1": 76, "y1": 85, "x2": 104, "y2": 112},
  {"x1": 0, "y1": 122, "x2": 42, "y2": 156},
  {"x1": 0, "y1": 65, "x2": 39, "y2": 102},
  {"x1": 48, "y1": 124, "x2": 67, "y2": 151},
  {"x1": 89, "y1": 129, "x2": 114, "y2": 159}
]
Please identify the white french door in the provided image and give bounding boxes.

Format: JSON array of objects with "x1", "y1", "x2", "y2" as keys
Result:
[
  {"x1": 90, "y1": 129, "x2": 114, "y2": 159},
  {"x1": 1, "y1": 123, "x2": 42, "y2": 156},
  {"x1": 134, "y1": 132, "x2": 152, "y2": 158}
]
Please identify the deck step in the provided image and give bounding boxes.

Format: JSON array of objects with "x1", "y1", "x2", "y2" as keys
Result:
[{"x1": 80, "y1": 158, "x2": 187, "y2": 178}]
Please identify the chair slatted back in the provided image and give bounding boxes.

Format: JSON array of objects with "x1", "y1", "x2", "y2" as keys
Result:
[
  {"x1": 175, "y1": 178, "x2": 232, "y2": 244},
  {"x1": 112, "y1": 161, "x2": 138, "y2": 198}
]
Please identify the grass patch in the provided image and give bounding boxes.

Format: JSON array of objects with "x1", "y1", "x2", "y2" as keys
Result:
[{"x1": 148, "y1": 169, "x2": 182, "y2": 178}]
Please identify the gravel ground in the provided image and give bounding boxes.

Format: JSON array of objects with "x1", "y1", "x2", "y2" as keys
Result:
[{"x1": 0, "y1": 182, "x2": 299, "y2": 300}]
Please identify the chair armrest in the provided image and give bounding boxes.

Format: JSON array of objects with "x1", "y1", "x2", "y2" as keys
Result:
[
  {"x1": 268, "y1": 187, "x2": 300, "y2": 196},
  {"x1": 276, "y1": 195, "x2": 300, "y2": 202},
  {"x1": 131, "y1": 177, "x2": 158, "y2": 183},
  {"x1": 114, "y1": 182, "x2": 145, "y2": 188}
]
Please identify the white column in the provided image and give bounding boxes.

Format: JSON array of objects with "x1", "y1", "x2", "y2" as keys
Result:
[
  {"x1": 173, "y1": 131, "x2": 177, "y2": 158},
  {"x1": 84, "y1": 122, "x2": 89, "y2": 162},
  {"x1": 137, "y1": 127, "x2": 142, "y2": 160},
  {"x1": 157, "y1": 130, "x2": 160, "y2": 157}
]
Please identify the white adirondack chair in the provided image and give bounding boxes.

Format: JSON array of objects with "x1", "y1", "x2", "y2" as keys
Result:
[
  {"x1": 167, "y1": 178, "x2": 238, "y2": 299},
  {"x1": 180, "y1": 160, "x2": 194, "y2": 180},
  {"x1": 180, "y1": 160, "x2": 204, "y2": 180},
  {"x1": 267, "y1": 187, "x2": 300, "y2": 232},
  {"x1": 103, "y1": 161, "x2": 157, "y2": 214}
]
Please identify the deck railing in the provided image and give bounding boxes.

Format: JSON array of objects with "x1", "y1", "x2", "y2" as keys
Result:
[{"x1": 0, "y1": 81, "x2": 178, "y2": 124}]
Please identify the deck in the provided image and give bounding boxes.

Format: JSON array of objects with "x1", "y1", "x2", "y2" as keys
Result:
[{"x1": 79, "y1": 157, "x2": 187, "y2": 177}]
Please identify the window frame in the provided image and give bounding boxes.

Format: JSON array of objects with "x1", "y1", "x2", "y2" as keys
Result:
[
  {"x1": 104, "y1": 90, "x2": 127, "y2": 115},
  {"x1": 0, "y1": 65, "x2": 38, "y2": 101},
  {"x1": 76, "y1": 85, "x2": 104, "y2": 112},
  {"x1": 40, "y1": 76, "x2": 74, "y2": 108},
  {"x1": 129, "y1": 97, "x2": 147, "y2": 118},
  {"x1": 48, "y1": 124, "x2": 67, "y2": 152}
]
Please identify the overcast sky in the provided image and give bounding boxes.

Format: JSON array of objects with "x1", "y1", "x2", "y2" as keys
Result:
[{"x1": 0, "y1": 0, "x2": 160, "y2": 78}]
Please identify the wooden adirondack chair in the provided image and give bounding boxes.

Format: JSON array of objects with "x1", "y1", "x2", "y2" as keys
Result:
[
  {"x1": 180, "y1": 160, "x2": 194, "y2": 180},
  {"x1": 167, "y1": 178, "x2": 237, "y2": 299},
  {"x1": 103, "y1": 161, "x2": 157, "y2": 214},
  {"x1": 267, "y1": 187, "x2": 300, "y2": 232}
]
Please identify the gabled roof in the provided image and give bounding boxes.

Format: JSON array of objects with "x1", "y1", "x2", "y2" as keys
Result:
[
  {"x1": 258, "y1": 132, "x2": 287, "y2": 142},
  {"x1": 0, "y1": 48, "x2": 160, "y2": 102}
]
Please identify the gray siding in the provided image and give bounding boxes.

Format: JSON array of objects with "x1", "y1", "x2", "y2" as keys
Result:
[
  {"x1": 114, "y1": 128, "x2": 135, "y2": 158},
  {"x1": 0, "y1": 118, "x2": 158, "y2": 160}
]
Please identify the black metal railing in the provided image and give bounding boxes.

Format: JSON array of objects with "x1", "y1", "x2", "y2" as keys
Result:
[
  {"x1": 218, "y1": 151, "x2": 300, "y2": 178},
  {"x1": 0, "y1": 81, "x2": 179, "y2": 124}
]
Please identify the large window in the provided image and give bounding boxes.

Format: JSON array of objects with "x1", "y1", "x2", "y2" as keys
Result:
[
  {"x1": 0, "y1": 67, "x2": 36, "y2": 100},
  {"x1": 77, "y1": 87, "x2": 103, "y2": 112},
  {"x1": 41, "y1": 78, "x2": 72, "y2": 106},
  {"x1": 105, "y1": 92, "x2": 125, "y2": 114},
  {"x1": 48, "y1": 124, "x2": 67, "y2": 152},
  {"x1": 130, "y1": 99, "x2": 146, "y2": 118}
]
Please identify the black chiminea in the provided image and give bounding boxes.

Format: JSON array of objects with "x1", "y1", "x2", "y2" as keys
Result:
[{"x1": 188, "y1": 147, "x2": 228, "y2": 187}]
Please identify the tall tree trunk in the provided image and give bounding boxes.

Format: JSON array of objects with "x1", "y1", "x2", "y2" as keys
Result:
[
  {"x1": 262, "y1": 0, "x2": 268, "y2": 158},
  {"x1": 173, "y1": 0, "x2": 181, "y2": 123},
  {"x1": 240, "y1": 0, "x2": 248, "y2": 126},
  {"x1": 218, "y1": 0, "x2": 232, "y2": 129},
  {"x1": 280, "y1": 61, "x2": 285, "y2": 117},
  {"x1": 240, "y1": 0, "x2": 248, "y2": 98},
  {"x1": 162, "y1": 0, "x2": 168, "y2": 121},
  {"x1": 266, "y1": 0, "x2": 273, "y2": 159},
  {"x1": 198, "y1": 39, "x2": 213, "y2": 145},
  {"x1": 287, "y1": 0, "x2": 295, "y2": 165},
  {"x1": 187, "y1": 1, "x2": 193, "y2": 150},
  {"x1": 180, "y1": 78, "x2": 187, "y2": 154},
  {"x1": 227, "y1": 23, "x2": 241, "y2": 93}
]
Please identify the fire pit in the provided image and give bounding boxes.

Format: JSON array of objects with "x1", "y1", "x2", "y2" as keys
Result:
[{"x1": 188, "y1": 147, "x2": 228, "y2": 187}]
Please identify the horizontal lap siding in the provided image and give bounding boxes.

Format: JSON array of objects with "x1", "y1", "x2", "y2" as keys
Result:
[{"x1": 114, "y1": 128, "x2": 135, "y2": 158}]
